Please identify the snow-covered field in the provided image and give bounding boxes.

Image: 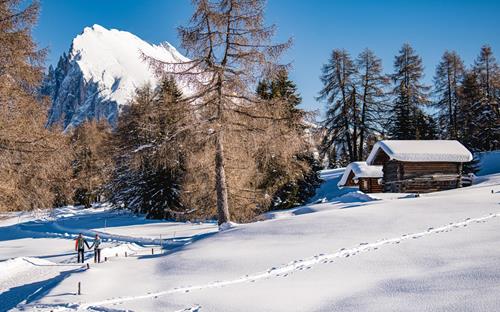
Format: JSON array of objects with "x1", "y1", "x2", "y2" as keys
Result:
[{"x1": 2, "y1": 157, "x2": 500, "y2": 311}]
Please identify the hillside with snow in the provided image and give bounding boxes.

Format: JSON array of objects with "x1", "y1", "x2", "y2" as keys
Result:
[
  {"x1": 1, "y1": 153, "x2": 500, "y2": 311},
  {"x1": 42, "y1": 24, "x2": 188, "y2": 128}
]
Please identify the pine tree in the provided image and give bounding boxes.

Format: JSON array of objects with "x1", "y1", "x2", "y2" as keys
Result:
[
  {"x1": 318, "y1": 49, "x2": 358, "y2": 163},
  {"x1": 256, "y1": 70, "x2": 321, "y2": 210},
  {"x1": 415, "y1": 110, "x2": 438, "y2": 140},
  {"x1": 389, "y1": 44, "x2": 431, "y2": 139},
  {"x1": 459, "y1": 73, "x2": 482, "y2": 176},
  {"x1": 471, "y1": 45, "x2": 500, "y2": 150},
  {"x1": 146, "y1": 0, "x2": 292, "y2": 224},
  {"x1": 457, "y1": 71, "x2": 483, "y2": 150},
  {"x1": 0, "y1": 0, "x2": 72, "y2": 211},
  {"x1": 109, "y1": 78, "x2": 188, "y2": 219},
  {"x1": 355, "y1": 49, "x2": 389, "y2": 159},
  {"x1": 268, "y1": 70, "x2": 303, "y2": 125},
  {"x1": 319, "y1": 49, "x2": 389, "y2": 164},
  {"x1": 433, "y1": 50, "x2": 465, "y2": 139}
]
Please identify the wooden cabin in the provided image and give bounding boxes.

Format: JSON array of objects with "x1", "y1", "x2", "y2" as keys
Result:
[
  {"x1": 338, "y1": 162, "x2": 384, "y2": 193},
  {"x1": 366, "y1": 140, "x2": 473, "y2": 193}
]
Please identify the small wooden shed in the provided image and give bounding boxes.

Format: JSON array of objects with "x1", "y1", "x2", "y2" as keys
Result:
[
  {"x1": 366, "y1": 140, "x2": 473, "y2": 193},
  {"x1": 338, "y1": 162, "x2": 384, "y2": 193}
]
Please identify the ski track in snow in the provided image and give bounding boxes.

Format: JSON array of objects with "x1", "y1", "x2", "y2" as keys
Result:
[{"x1": 72, "y1": 211, "x2": 500, "y2": 310}]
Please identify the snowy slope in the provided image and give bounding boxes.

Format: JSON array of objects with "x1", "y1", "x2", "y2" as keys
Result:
[
  {"x1": 0, "y1": 176, "x2": 498, "y2": 311},
  {"x1": 2, "y1": 153, "x2": 500, "y2": 312},
  {"x1": 477, "y1": 150, "x2": 500, "y2": 176},
  {"x1": 43, "y1": 24, "x2": 188, "y2": 128}
]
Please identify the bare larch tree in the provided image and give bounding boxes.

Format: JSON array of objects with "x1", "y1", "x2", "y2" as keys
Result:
[
  {"x1": 147, "y1": 0, "x2": 291, "y2": 225},
  {"x1": 0, "y1": 0, "x2": 72, "y2": 211}
]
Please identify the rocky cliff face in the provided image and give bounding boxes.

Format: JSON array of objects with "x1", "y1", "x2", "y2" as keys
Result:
[{"x1": 42, "y1": 24, "x2": 188, "y2": 128}]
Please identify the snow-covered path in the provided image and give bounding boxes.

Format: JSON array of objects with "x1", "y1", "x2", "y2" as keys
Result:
[
  {"x1": 3, "y1": 170, "x2": 500, "y2": 311},
  {"x1": 0, "y1": 206, "x2": 217, "y2": 311}
]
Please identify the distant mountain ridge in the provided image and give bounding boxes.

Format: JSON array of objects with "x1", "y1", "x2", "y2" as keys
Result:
[{"x1": 42, "y1": 24, "x2": 188, "y2": 128}]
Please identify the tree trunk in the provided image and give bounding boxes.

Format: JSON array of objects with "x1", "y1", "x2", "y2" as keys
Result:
[
  {"x1": 351, "y1": 88, "x2": 358, "y2": 161},
  {"x1": 359, "y1": 65, "x2": 369, "y2": 160},
  {"x1": 215, "y1": 131, "x2": 230, "y2": 225},
  {"x1": 452, "y1": 66, "x2": 459, "y2": 139},
  {"x1": 337, "y1": 62, "x2": 353, "y2": 161},
  {"x1": 446, "y1": 66, "x2": 453, "y2": 138}
]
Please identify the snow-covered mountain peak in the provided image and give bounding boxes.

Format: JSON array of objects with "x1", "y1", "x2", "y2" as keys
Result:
[
  {"x1": 43, "y1": 24, "x2": 189, "y2": 128},
  {"x1": 80, "y1": 23, "x2": 107, "y2": 34},
  {"x1": 71, "y1": 24, "x2": 187, "y2": 108}
]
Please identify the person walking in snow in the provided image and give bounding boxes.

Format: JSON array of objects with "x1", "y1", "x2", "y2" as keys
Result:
[
  {"x1": 75, "y1": 233, "x2": 90, "y2": 263},
  {"x1": 91, "y1": 234, "x2": 102, "y2": 263}
]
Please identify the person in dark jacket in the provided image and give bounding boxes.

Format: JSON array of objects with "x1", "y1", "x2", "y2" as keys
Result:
[
  {"x1": 75, "y1": 233, "x2": 90, "y2": 263},
  {"x1": 91, "y1": 234, "x2": 102, "y2": 263}
]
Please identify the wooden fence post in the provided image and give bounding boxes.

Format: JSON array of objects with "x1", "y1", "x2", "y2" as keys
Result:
[{"x1": 78, "y1": 282, "x2": 81, "y2": 295}]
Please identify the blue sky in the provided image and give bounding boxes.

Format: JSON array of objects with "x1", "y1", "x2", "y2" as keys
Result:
[{"x1": 33, "y1": 0, "x2": 500, "y2": 114}]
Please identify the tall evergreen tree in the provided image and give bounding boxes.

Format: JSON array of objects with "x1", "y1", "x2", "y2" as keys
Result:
[
  {"x1": 433, "y1": 50, "x2": 465, "y2": 139},
  {"x1": 475, "y1": 46, "x2": 499, "y2": 107},
  {"x1": 457, "y1": 71, "x2": 483, "y2": 150},
  {"x1": 355, "y1": 49, "x2": 389, "y2": 159},
  {"x1": 389, "y1": 44, "x2": 431, "y2": 139},
  {"x1": 471, "y1": 45, "x2": 500, "y2": 150},
  {"x1": 456, "y1": 71, "x2": 483, "y2": 174},
  {"x1": 256, "y1": 70, "x2": 321, "y2": 210},
  {"x1": 109, "y1": 78, "x2": 189, "y2": 219},
  {"x1": 318, "y1": 49, "x2": 358, "y2": 164},
  {"x1": 319, "y1": 49, "x2": 389, "y2": 165},
  {"x1": 415, "y1": 110, "x2": 438, "y2": 140}
]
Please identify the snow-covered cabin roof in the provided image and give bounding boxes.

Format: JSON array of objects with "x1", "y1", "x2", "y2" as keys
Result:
[
  {"x1": 366, "y1": 140, "x2": 473, "y2": 165},
  {"x1": 338, "y1": 162, "x2": 383, "y2": 187}
]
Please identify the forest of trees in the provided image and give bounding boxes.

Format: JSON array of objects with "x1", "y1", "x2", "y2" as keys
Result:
[
  {"x1": 0, "y1": 0, "x2": 320, "y2": 225},
  {"x1": 131, "y1": 0, "x2": 320, "y2": 223},
  {"x1": 319, "y1": 44, "x2": 500, "y2": 167},
  {"x1": 1, "y1": 0, "x2": 498, "y2": 226}
]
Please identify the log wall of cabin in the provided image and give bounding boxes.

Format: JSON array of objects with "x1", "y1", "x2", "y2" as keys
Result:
[
  {"x1": 382, "y1": 160, "x2": 463, "y2": 193},
  {"x1": 383, "y1": 161, "x2": 402, "y2": 182},
  {"x1": 401, "y1": 162, "x2": 460, "y2": 179},
  {"x1": 359, "y1": 178, "x2": 383, "y2": 193}
]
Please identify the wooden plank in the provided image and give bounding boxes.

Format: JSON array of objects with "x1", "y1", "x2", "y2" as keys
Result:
[{"x1": 402, "y1": 162, "x2": 459, "y2": 180}]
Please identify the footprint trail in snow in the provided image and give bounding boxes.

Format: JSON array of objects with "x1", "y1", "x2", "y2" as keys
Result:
[{"x1": 78, "y1": 211, "x2": 500, "y2": 309}]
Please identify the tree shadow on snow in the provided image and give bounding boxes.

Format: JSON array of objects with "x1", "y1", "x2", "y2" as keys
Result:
[
  {"x1": 138, "y1": 231, "x2": 220, "y2": 260},
  {"x1": 0, "y1": 209, "x2": 165, "y2": 243},
  {"x1": 0, "y1": 267, "x2": 84, "y2": 311}
]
